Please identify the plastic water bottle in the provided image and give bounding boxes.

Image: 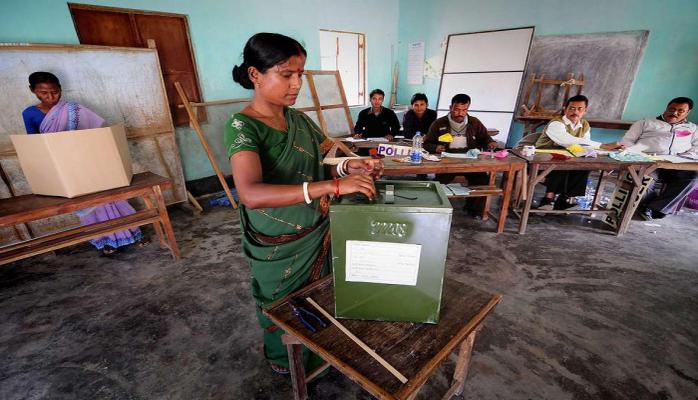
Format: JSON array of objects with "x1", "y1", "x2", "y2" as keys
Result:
[
  {"x1": 411, "y1": 131, "x2": 423, "y2": 164},
  {"x1": 576, "y1": 178, "x2": 595, "y2": 209}
]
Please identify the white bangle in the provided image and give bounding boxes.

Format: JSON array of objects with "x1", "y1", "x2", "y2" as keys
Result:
[
  {"x1": 336, "y1": 159, "x2": 348, "y2": 177},
  {"x1": 302, "y1": 182, "x2": 312, "y2": 204}
]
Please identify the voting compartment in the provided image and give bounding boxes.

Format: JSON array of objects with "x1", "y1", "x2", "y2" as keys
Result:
[{"x1": 330, "y1": 181, "x2": 453, "y2": 323}]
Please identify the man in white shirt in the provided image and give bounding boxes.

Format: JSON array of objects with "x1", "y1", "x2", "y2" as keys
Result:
[
  {"x1": 535, "y1": 95, "x2": 623, "y2": 210},
  {"x1": 622, "y1": 97, "x2": 698, "y2": 220}
]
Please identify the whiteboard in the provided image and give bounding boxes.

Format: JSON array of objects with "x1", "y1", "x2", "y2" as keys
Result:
[
  {"x1": 444, "y1": 29, "x2": 534, "y2": 72},
  {"x1": 437, "y1": 72, "x2": 523, "y2": 112},
  {"x1": 437, "y1": 27, "x2": 534, "y2": 145}
]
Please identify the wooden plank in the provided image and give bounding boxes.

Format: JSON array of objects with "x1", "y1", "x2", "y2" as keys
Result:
[
  {"x1": 0, "y1": 172, "x2": 170, "y2": 226},
  {"x1": 0, "y1": 211, "x2": 161, "y2": 265},
  {"x1": 174, "y1": 81, "x2": 238, "y2": 210}
]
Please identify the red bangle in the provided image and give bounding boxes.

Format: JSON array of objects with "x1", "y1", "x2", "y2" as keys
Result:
[{"x1": 333, "y1": 177, "x2": 340, "y2": 197}]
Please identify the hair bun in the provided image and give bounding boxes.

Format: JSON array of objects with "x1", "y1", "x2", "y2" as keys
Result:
[{"x1": 232, "y1": 63, "x2": 254, "y2": 90}]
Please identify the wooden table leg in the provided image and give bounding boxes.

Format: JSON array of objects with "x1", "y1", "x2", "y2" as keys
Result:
[
  {"x1": 592, "y1": 170, "x2": 607, "y2": 210},
  {"x1": 283, "y1": 333, "x2": 308, "y2": 400},
  {"x1": 616, "y1": 165, "x2": 648, "y2": 235},
  {"x1": 518, "y1": 164, "x2": 539, "y2": 234},
  {"x1": 481, "y1": 172, "x2": 497, "y2": 221},
  {"x1": 142, "y1": 194, "x2": 166, "y2": 249},
  {"x1": 496, "y1": 167, "x2": 515, "y2": 233},
  {"x1": 153, "y1": 185, "x2": 181, "y2": 259},
  {"x1": 441, "y1": 329, "x2": 478, "y2": 399}
]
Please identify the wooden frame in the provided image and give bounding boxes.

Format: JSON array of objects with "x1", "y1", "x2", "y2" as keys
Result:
[
  {"x1": 68, "y1": 2, "x2": 207, "y2": 125},
  {"x1": 519, "y1": 72, "x2": 585, "y2": 118}
]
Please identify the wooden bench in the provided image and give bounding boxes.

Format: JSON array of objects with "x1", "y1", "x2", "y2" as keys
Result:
[
  {"x1": 0, "y1": 172, "x2": 179, "y2": 265},
  {"x1": 264, "y1": 275, "x2": 501, "y2": 400}
]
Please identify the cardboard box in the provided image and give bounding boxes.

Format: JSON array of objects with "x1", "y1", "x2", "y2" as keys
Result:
[
  {"x1": 330, "y1": 181, "x2": 453, "y2": 323},
  {"x1": 11, "y1": 124, "x2": 133, "y2": 198}
]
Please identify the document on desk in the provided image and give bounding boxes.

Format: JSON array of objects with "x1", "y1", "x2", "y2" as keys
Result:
[
  {"x1": 343, "y1": 137, "x2": 367, "y2": 142},
  {"x1": 367, "y1": 137, "x2": 389, "y2": 143},
  {"x1": 345, "y1": 240, "x2": 421, "y2": 286}
]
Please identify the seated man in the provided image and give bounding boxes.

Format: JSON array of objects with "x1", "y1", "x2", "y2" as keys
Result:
[
  {"x1": 535, "y1": 95, "x2": 622, "y2": 210},
  {"x1": 424, "y1": 93, "x2": 496, "y2": 154},
  {"x1": 622, "y1": 96, "x2": 698, "y2": 220},
  {"x1": 424, "y1": 93, "x2": 496, "y2": 216},
  {"x1": 402, "y1": 93, "x2": 437, "y2": 139},
  {"x1": 353, "y1": 89, "x2": 400, "y2": 140}
]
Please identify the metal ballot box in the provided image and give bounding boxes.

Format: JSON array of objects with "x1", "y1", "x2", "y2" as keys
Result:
[{"x1": 329, "y1": 180, "x2": 453, "y2": 323}]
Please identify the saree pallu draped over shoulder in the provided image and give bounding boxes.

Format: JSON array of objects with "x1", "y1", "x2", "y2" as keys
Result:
[{"x1": 226, "y1": 108, "x2": 333, "y2": 369}]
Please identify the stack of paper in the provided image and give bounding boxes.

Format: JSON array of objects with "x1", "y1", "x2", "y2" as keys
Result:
[{"x1": 442, "y1": 183, "x2": 471, "y2": 196}]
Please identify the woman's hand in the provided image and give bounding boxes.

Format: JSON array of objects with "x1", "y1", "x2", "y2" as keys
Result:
[
  {"x1": 346, "y1": 158, "x2": 384, "y2": 180},
  {"x1": 338, "y1": 174, "x2": 377, "y2": 199}
]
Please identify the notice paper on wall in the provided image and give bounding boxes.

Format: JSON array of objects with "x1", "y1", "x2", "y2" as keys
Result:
[
  {"x1": 345, "y1": 240, "x2": 421, "y2": 286},
  {"x1": 407, "y1": 41, "x2": 425, "y2": 85}
]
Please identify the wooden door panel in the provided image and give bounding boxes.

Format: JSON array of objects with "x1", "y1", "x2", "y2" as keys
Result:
[{"x1": 71, "y1": 9, "x2": 139, "y2": 47}]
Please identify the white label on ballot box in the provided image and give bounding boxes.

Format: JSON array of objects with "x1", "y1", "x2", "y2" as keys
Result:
[{"x1": 345, "y1": 240, "x2": 421, "y2": 286}]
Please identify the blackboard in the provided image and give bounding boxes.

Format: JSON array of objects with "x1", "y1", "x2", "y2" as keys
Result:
[{"x1": 519, "y1": 31, "x2": 649, "y2": 119}]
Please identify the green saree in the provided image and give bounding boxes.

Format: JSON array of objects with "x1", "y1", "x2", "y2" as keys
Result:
[{"x1": 224, "y1": 107, "x2": 331, "y2": 369}]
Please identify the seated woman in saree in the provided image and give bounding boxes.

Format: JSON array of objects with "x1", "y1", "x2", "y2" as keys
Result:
[
  {"x1": 226, "y1": 33, "x2": 383, "y2": 375},
  {"x1": 21, "y1": 71, "x2": 148, "y2": 255}
]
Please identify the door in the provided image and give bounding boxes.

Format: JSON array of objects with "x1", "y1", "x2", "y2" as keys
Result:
[{"x1": 70, "y1": 4, "x2": 204, "y2": 126}]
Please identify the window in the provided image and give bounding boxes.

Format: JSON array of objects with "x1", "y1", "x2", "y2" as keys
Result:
[{"x1": 319, "y1": 30, "x2": 366, "y2": 106}]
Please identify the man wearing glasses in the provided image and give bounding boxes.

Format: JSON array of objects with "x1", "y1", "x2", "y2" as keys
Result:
[{"x1": 622, "y1": 97, "x2": 698, "y2": 220}]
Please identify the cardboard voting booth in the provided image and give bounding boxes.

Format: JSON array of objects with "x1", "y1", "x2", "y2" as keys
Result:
[
  {"x1": 10, "y1": 124, "x2": 133, "y2": 198},
  {"x1": 330, "y1": 181, "x2": 453, "y2": 323}
]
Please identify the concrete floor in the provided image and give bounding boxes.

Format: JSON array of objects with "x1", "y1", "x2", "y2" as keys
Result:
[{"x1": 1, "y1": 202, "x2": 697, "y2": 400}]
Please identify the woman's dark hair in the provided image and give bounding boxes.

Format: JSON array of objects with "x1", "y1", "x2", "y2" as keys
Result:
[
  {"x1": 232, "y1": 33, "x2": 307, "y2": 90},
  {"x1": 28, "y1": 71, "x2": 61, "y2": 90},
  {"x1": 410, "y1": 93, "x2": 428, "y2": 105},
  {"x1": 369, "y1": 89, "x2": 385, "y2": 99}
]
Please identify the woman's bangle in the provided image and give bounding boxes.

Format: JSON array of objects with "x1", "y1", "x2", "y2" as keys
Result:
[
  {"x1": 336, "y1": 159, "x2": 348, "y2": 178},
  {"x1": 302, "y1": 182, "x2": 312, "y2": 204},
  {"x1": 333, "y1": 177, "x2": 340, "y2": 198}
]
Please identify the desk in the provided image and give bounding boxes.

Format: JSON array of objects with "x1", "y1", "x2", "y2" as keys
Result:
[
  {"x1": 516, "y1": 115, "x2": 634, "y2": 135},
  {"x1": 619, "y1": 160, "x2": 698, "y2": 234},
  {"x1": 510, "y1": 150, "x2": 652, "y2": 235},
  {"x1": 264, "y1": 275, "x2": 501, "y2": 400},
  {"x1": 0, "y1": 172, "x2": 179, "y2": 265},
  {"x1": 382, "y1": 155, "x2": 526, "y2": 233}
]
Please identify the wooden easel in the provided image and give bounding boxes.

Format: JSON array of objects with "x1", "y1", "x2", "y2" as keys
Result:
[
  {"x1": 520, "y1": 72, "x2": 585, "y2": 117},
  {"x1": 174, "y1": 81, "x2": 241, "y2": 210}
]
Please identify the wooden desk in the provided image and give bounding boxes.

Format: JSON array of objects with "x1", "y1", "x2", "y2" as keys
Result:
[
  {"x1": 516, "y1": 115, "x2": 634, "y2": 135},
  {"x1": 264, "y1": 275, "x2": 501, "y2": 400},
  {"x1": 382, "y1": 155, "x2": 526, "y2": 233},
  {"x1": 510, "y1": 150, "x2": 653, "y2": 235},
  {"x1": 0, "y1": 172, "x2": 179, "y2": 265},
  {"x1": 619, "y1": 160, "x2": 698, "y2": 234}
]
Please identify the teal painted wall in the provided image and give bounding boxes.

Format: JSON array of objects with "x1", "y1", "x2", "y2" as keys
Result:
[
  {"x1": 3, "y1": 1, "x2": 696, "y2": 179},
  {"x1": 0, "y1": 0, "x2": 399, "y2": 180},
  {"x1": 396, "y1": 0, "x2": 698, "y2": 146}
]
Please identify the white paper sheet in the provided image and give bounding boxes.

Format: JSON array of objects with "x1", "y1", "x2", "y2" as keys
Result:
[
  {"x1": 657, "y1": 155, "x2": 698, "y2": 163},
  {"x1": 407, "y1": 41, "x2": 425, "y2": 85},
  {"x1": 345, "y1": 241, "x2": 421, "y2": 286}
]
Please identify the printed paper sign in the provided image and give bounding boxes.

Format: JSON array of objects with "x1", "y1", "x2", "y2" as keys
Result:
[
  {"x1": 345, "y1": 240, "x2": 421, "y2": 286},
  {"x1": 377, "y1": 143, "x2": 412, "y2": 156}
]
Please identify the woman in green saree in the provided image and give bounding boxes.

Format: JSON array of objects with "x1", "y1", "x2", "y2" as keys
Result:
[{"x1": 225, "y1": 33, "x2": 383, "y2": 374}]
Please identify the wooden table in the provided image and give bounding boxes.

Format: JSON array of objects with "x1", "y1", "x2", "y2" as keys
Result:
[
  {"x1": 264, "y1": 275, "x2": 501, "y2": 400},
  {"x1": 516, "y1": 115, "x2": 634, "y2": 135},
  {"x1": 510, "y1": 149, "x2": 653, "y2": 235},
  {"x1": 382, "y1": 155, "x2": 526, "y2": 233},
  {"x1": 0, "y1": 172, "x2": 180, "y2": 265},
  {"x1": 619, "y1": 159, "x2": 698, "y2": 234}
]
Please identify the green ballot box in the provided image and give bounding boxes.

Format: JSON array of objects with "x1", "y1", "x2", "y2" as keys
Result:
[{"x1": 329, "y1": 180, "x2": 453, "y2": 323}]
